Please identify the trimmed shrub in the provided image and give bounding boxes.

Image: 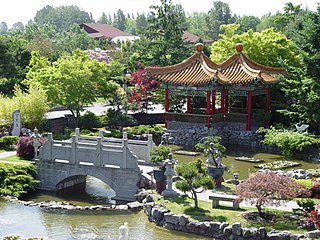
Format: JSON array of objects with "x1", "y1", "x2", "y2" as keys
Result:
[
  {"x1": 0, "y1": 136, "x2": 18, "y2": 150},
  {"x1": 80, "y1": 111, "x2": 102, "y2": 130},
  {"x1": 150, "y1": 145, "x2": 172, "y2": 163},
  {"x1": 16, "y1": 137, "x2": 34, "y2": 160},
  {"x1": 0, "y1": 163, "x2": 39, "y2": 197}
]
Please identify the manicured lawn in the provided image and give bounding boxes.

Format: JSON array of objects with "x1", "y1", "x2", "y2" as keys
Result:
[
  {"x1": 0, "y1": 155, "x2": 31, "y2": 164},
  {"x1": 158, "y1": 195, "x2": 310, "y2": 234}
]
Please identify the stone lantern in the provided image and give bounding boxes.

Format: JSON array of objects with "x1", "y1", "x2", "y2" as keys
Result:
[
  {"x1": 162, "y1": 153, "x2": 177, "y2": 197},
  {"x1": 31, "y1": 128, "x2": 41, "y2": 159}
]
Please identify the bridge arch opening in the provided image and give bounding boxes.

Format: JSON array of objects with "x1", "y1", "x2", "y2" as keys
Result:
[{"x1": 56, "y1": 175, "x2": 116, "y2": 205}]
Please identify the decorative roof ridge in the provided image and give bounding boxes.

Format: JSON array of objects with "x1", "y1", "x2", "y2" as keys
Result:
[
  {"x1": 238, "y1": 53, "x2": 261, "y2": 76},
  {"x1": 199, "y1": 54, "x2": 218, "y2": 76},
  {"x1": 240, "y1": 52, "x2": 287, "y2": 75},
  {"x1": 146, "y1": 53, "x2": 198, "y2": 74}
]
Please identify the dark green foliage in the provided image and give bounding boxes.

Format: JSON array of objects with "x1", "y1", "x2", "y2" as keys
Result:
[
  {"x1": 297, "y1": 198, "x2": 315, "y2": 212},
  {"x1": 0, "y1": 163, "x2": 38, "y2": 197},
  {"x1": 176, "y1": 161, "x2": 214, "y2": 208},
  {"x1": 34, "y1": 5, "x2": 94, "y2": 32},
  {"x1": 205, "y1": 1, "x2": 234, "y2": 40},
  {"x1": 150, "y1": 145, "x2": 172, "y2": 163},
  {"x1": 0, "y1": 136, "x2": 18, "y2": 150},
  {"x1": 79, "y1": 111, "x2": 102, "y2": 130},
  {"x1": 106, "y1": 109, "x2": 135, "y2": 130}
]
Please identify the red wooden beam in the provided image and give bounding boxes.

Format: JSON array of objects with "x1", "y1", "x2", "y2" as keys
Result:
[
  {"x1": 247, "y1": 90, "x2": 252, "y2": 131},
  {"x1": 206, "y1": 91, "x2": 211, "y2": 128},
  {"x1": 187, "y1": 96, "x2": 191, "y2": 113},
  {"x1": 165, "y1": 88, "x2": 169, "y2": 128}
]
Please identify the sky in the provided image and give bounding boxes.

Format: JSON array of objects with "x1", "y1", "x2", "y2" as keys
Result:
[{"x1": 1, "y1": 0, "x2": 318, "y2": 27}]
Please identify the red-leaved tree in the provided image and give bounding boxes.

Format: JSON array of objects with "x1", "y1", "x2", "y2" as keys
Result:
[
  {"x1": 128, "y1": 62, "x2": 160, "y2": 113},
  {"x1": 235, "y1": 172, "x2": 310, "y2": 214}
]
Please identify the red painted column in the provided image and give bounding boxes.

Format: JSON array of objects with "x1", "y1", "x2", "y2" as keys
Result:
[
  {"x1": 206, "y1": 91, "x2": 211, "y2": 128},
  {"x1": 187, "y1": 96, "x2": 191, "y2": 113},
  {"x1": 265, "y1": 87, "x2": 270, "y2": 113},
  {"x1": 211, "y1": 92, "x2": 215, "y2": 123},
  {"x1": 221, "y1": 88, "x2": 225, "y2": 114},
  {"x1": 247, "y1": 90, "x2": 252, "y2": 131},
  {"x1": 165, "y1": 88, "x2": 169, "y2": 128},
  {"x1": 225, "y1": 91, "x2": 229, "y2": 113}
]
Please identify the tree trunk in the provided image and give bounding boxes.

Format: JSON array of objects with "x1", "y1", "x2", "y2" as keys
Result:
[
  {"x1": 256, "y1": 204, "x2": 262, "y2": 216},
  {"x1": 191, "y1": 189, "x2": 198, "y2": 208}
]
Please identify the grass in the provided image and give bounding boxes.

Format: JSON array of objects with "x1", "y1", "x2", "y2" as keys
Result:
[
  {"x1": 157, "y1": 194, "x2": 312, "y2": 234},
  {"x1": 0, "y1": 155, "x2": 31, "y2": 164}
]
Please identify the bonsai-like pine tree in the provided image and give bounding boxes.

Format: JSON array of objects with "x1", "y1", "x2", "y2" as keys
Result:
[
  {"x1": 175, "y1": 160, "x2": 214, "y2": 208},
  {"x1": 235, "y1": 172, "x2": 310, "y2": 214}
]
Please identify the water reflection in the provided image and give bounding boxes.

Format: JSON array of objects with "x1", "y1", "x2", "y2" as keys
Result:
[{"x1": 23, "y1": 176, "x2": 116, "y2": 206}]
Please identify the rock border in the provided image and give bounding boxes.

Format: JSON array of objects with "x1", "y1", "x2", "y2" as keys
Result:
[
  {"x1": 1, "y1": 195, "x2": 143, "y2": 212},
  {"x1": 144, "y1": 202, "x2": 320, "y2": 240}
]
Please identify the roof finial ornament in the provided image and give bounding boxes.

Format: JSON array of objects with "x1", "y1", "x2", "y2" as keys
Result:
[
  {"x1": 235, "y1": 43, "x2": 243, "y2": 52},
  {"x1": 195, "y1": 43, "x2": 204, "y2": 52}
]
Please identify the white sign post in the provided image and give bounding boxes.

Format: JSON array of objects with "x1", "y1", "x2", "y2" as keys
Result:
[{"x1": 11, "y1": 110, "x2": 21, "y2": 136}]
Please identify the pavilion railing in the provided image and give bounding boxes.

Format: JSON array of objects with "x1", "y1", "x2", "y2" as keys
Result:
[
  {"x1": 167, "y1": 108, "x2": 269, "y2": 126},
  {"x1": 167, "y1": 112, "x2": 207, "y2": 124}
]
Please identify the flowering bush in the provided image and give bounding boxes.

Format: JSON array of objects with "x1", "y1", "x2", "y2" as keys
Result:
[
  {"x1": 307, "y1": 203, "x2": 320, "y2": 230},
  {"x1": 88, "y1": 49, "x2": 111, "y2": 63}
]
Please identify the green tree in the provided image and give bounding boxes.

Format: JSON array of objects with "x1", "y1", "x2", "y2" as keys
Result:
[
  {"x1": 277, "y1": 67, "x2": 320, "y2": 133},
  {"x1": 25, "y1": 50, "x2": 111, "y2": 127},
  {"x1": 205, "y1": 1, "x2": 234, "y2": 40},
  {"x1": 135, "y1": 13, "x2": 149, "y2": 34},
  {"x1": 98, "y1": 12, "x2": 112, "y2": 24},
  {"x1": 144, "y1": 0, "x2": 191, "y2": 66},
  {"x1": 186, "y1": 12, "x2": 210, "y2": 39},
  {"x1": 0, "y1": 84, "x2": 48, "y2": 128},
  {"x1": 0, "y1": 22, "x2": 8, "y2": 35},
  {"x1": 175, "y1": 161, "x2": 214, "y2": 208},
  {"x1": 0, "y1": 36, "x2": 31, "y2": 95},
  {"x1": 209, "y1": 24, "x2": 301, "y2": 68},
  {"x1": 235, "y1": 15, "x2": 261, "y2": 33},
  {"x1": 113, "y1": 9, "x2": 127, "y2": 31},
  {"x1": 34, "y1": 5, "x2": 94, "y2": 32}
]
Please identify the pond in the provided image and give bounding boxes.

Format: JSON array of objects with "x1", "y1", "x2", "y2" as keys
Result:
[
  {"x1": 0, "y1": 177, "x2": 211, "y2": 240},
  {"x1": 170, "y1": 145, "x2": 320, "y2": 180}
]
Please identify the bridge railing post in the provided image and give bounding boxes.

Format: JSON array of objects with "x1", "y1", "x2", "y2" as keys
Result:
[
  {"x1": 70, "y1": 135, "x2": 77, "y2": 164},
  {"x1": 98, "y1": 130, "x2": 104, "y2": 138},
  {"x1": 75, "y1": 128, "x2": 80, "y2": 141},
  {"x1": 96, "y1": 137, "x2": 102, "y2": 166},
  {"x1": 47, "y1": 132, "x2": 53, "y2": 162},
  {"x1": 122, "y1": 132, "x2": 128, "y2": 168}
]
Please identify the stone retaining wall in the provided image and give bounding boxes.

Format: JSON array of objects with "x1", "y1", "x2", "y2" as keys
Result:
[
  {"x1": 144, "y1": 204, "x2": 320, "y2": 240},
  {"x1": 168, "y1": 121, "x2": 278, "y2": 152}
]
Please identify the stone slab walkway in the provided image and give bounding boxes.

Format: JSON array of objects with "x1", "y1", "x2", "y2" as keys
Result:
[{"x1": 0, "y1": 151, "x2": 16, "y2": 159}]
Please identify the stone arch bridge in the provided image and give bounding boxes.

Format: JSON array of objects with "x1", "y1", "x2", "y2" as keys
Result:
[{"x1": 34, "y1": 129, "x2": 155, "y2": 201}]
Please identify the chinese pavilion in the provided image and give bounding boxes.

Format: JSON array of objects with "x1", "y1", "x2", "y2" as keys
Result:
[{"x1": 146, "y1": 43, "x2": 287, "y2": 131}]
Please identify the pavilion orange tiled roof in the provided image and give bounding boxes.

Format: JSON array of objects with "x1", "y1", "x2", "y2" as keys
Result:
[{"x1": 146, "y1": 43, "x2": 287, "y2": 87}]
